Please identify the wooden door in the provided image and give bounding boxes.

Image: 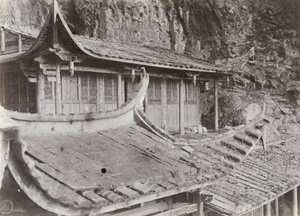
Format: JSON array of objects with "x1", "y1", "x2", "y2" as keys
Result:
[
  {"x1": 103, "y1": 74, "x2": 118, "y2": 111},
  {"x1": 184, "y1": 81, "x2": 200, "y2": 127},
  {"x1": 166, "y1": 79, "x2": 179, "y2": 131},
  {"x1": 146, "y1": 77, "x2": 163, "y2": 127}
]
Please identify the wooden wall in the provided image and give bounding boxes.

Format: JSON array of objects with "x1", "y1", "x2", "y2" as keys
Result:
[
  {"x1": 0, "y1": 67, "x2": 36, "y2": 113},
  {"x1": 42, "y1": 71, "x2": 120, "y2": 115},
  {"x1": 1, "y1": 62, "x2": 203, "y2": 132},
  {"x1": 128, "y1": 76, "x2": 202, "y2": 133},
  {"x1": 184, "y1": 81, "x2": 200, "y2": 127},
  {"x1": 1, "y1": 29, "x2": 35, "y2": 55}
]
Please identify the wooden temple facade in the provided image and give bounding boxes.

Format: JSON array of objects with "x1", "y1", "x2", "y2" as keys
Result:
[
  {"x1": 0, "y1": 1, "x2": 300, "y2": 216},
  {"x1": 0, "y1": 3, "x2": 228, "y2": 134}
]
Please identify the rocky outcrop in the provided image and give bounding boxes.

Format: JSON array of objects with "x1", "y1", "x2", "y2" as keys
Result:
[{"x1": 1, "y1": 0, "x2": 300, "y2": 94}]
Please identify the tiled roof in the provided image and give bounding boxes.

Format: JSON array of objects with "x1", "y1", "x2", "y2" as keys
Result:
[
  {"x1": 19, "y1": 125, "x2": 223, "y2": 214},
  {"x1": 14, "y1": 115, "x2": 268, "y2": 215},
  {"x1": 203, "y1": 136, "x2": 300, "y2": 215},
  {"x1": 74, "y1": 35, "x2": 229, "y2": 73}
]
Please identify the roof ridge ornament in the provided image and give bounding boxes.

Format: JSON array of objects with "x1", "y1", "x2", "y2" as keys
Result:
[{"x1": 52, "y1": 0, "x2": 59, "y2": 48}]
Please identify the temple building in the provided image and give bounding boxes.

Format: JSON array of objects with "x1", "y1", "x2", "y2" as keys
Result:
[{"x1": 0, "y1": 1, "x2": 299, "y2": 216}]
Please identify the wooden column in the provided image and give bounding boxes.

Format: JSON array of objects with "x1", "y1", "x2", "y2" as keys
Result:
[
  {"x1": 264, "y1": 202, "x2": 271, "y2": 216},
  {"x1": 214, "y1": 80, "x2": 219, "y2": 131},
  {"x1": 197, "y1": 83, "x2": 201, "y2": 125},
  {"x1": 275, "y1": 198, "x2": 279, "y2": 216},
  {"x1": 161, "y1": 78, "x2": 167, "y2": 129},
  {"x1": 55, "y1": 61, "x2": 61, "y2": 114},
  {"x1": 117, "y1": 71, "x2": 122, "y2": 108},
  {"x1": 193, "y1": 189, "x2": 203, "y2": 216},
  {"x1": 144, "y1": 89, "x2": 148, "y2": 113},
  {"x1": 1, "y1": 28, "x2": 5, "y2": 52},
  {"x1": 18, "y1": 34, "x2": 22, "y2": 53},
  {"x1": 259, "y1": 205, "x2": 264, "y2": 216},
  {"x1": 293, "y1": 187, "x2": 298, "y2": 216},
  {"x1": 179, "y1": 78, "x2": 184, "y2": 135},
  {"x1": 166, "y1": 197, "x2": 173, "y2": 210},
  {"x1": 37, "y1": 70, "x2": 45, "y2": 114}
]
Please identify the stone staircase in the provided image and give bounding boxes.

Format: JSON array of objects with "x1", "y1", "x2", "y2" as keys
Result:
[{"x1": 177, "y1": 118, "x2": 270, "y2": 170}]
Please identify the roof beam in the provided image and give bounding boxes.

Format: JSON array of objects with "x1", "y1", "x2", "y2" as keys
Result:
[
  {"x1": 108, "y1": 202, "x2": 168, "y2": 216},
  {"x1": 40, "y1": 64, "x2": 118, "y2": 74},
  {"x1": 1, "y1": 27, "x2": 5, "y2": 52}
]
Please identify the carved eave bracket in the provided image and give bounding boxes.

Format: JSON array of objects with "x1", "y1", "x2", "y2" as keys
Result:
[
  {"x1": 39, "y1": 63, "x2": 56, "y2": 82},
  {"x1": 49, "y1": 47, "x2": 84, "y2": 76},
  {"x1": 123, "y1": 65, "x2": 148, "y2": 82},
  {"x1": 48, "y1": 47, "x2": 84, "y2": 62}
]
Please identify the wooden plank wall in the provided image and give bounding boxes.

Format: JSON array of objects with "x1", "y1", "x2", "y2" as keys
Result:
[
  {"x1": 165, "y1": 79, "x2": 179, "y2": 131},
  {"x1": 1, "y1": 68, "x2": 37, "y2": 113},
  {"x1": 43, "y1": 71, "x2": 119, "y2": 115},
  {"x1": 141, "y1": 76, "x2": 202, "y2": 132},
  {"x1": 1, "y1": 30, "x2": 35, "y2": 54},
  {"x1": 3, "y1": 64, "x2": 203, "y2": 131},
  {"x1": 145, "y1": 77, "x2": 163, "y2": 127}
]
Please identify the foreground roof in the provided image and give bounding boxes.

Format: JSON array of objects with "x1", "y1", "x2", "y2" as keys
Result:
[
  {"x1": 3, "y1": 106, "x2": 269, "y2": 215},
  {"x1": 203, "y1": 136, "x2": 300, "y2": 215}
]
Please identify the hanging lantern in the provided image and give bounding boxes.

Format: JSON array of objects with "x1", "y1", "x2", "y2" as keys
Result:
[
  {"x1": 131, "y1": 68, "x2": 135, "y2": 82},
  {"x1": 205, "y1": 82, "x2": 210, "y2": 91},
  {"x1": 193, "y1": 75, "x2": 197, "y2": 86},
  {"x1": 69, "y1": 55, "x2": 74, "y2": 77}
]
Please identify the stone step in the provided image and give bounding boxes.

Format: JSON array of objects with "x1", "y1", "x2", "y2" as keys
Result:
[
  {"x1": 221, "y1": 140, "x2": 249, "y2": 155},
  {"x1": 234, "y1": 134, "x2": 254, "y2": 146},
  {"x1": 208, "y1": 144, "x2": 242, "y2": 163},
  {"x1": 245, "y1": 129, "x2": 262, "y2": 139},
  {"x1": 199, "y1": 148, "x2": 237, "y2": 169}
]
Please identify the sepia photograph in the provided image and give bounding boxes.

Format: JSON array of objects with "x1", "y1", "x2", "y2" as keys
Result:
[{"x1": 0, "y1": 0, "x2": 299, "y2": 215}]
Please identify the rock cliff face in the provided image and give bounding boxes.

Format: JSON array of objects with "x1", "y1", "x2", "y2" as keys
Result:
[{"x1": 1, "y1": 0, "x2": 300, "y2": 93}]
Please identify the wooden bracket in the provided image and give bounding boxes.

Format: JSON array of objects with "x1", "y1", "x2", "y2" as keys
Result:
[
  {"x1": 186, "y1": 72, "x2": 198, "y2": 86},
  {"x1": 131, "y1": 68, "x2": 135, "y2": 82},
  {"x1": 200, "y1": 194, "x2": 213, "y2": 203},
  {"x1": 193, "y1": 74, "x2": 197, "y2": 86},
  {"x1": 69, "y1": 55, "x2": 74, "y2": 76}
]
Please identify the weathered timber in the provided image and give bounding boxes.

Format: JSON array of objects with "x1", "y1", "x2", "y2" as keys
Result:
[
  {"x1": 207, "y1": 144, "x2": 242, "y2": 162},
  {"x1": 37, "y1": 70, "x2": 45, "y2": 113},
  {"x1": 18, "y1": 34, "x2": 22, "y2": 53},
  {"x1": 130, "y1": 182, "x2": 156, "y2": 195},
  {"x1": 275, "y1": 198, "x2": 279, "y2": 216},
  {"x1": 179, "y1": 78, "x2": 184, "y2": 135},
  {"x1": 115, "y1": 186, "x2": 139, "y2": 199},
  {"x1": 81, "y1": 190, "x2": 109, "y2": 206},
  {"x1": 265, "y1": 202, "x2": 271, "y2": 216},
  {"x1": 110, "y1": 201, "x2": 168, "y2": 216},
  {"x1": 214, "y1": 80, "x2": 218, "y2": 131},
  {"x1": 98, "y1": 191, "x2": 124, "y2": 203},
  {"x1": 55, "y1": 61, "x2": 61, "y2": 114},
  {"x1": 153, "y1": 203, "x2": 198, "y2": 216},
  {"x1": 117, "y1": 71, "x2": 122, "y2": 108},
  {"x1": 293, "y1": 187, "x2": 298, "y2": 216},
  {"x1": 1, "y1": 28, "x2": 5, "y2": 52},
  {"x1": 32, "y1": 165, "x2": 93, "y2": 208}
]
